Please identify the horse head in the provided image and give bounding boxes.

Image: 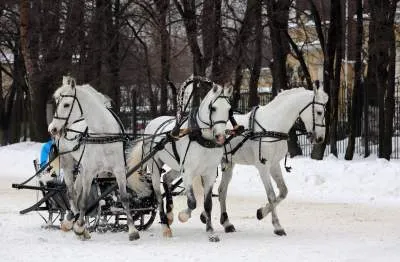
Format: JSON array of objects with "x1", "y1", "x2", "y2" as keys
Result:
[
  {"x1": 48, "y1": 76, "x2": 82, "y2": 137},
  {"x1": 299, "y1": 85, "x2": 329, "y2": 144},
  {"x1": 198, "y1": 83, "x2": 233, "y2": 145}
]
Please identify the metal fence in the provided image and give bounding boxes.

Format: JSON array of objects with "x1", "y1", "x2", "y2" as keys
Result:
[{"x1": 237, "y1": 84, "x2": 400, "y2": 159}]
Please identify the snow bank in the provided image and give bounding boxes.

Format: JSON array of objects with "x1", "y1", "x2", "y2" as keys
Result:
[
  {"x1": 229, "y1": 154, "x2": 400, "y2": 206},
  {"x1": 0, "y1": 142, "x2": 42, "y2": 178},
  {"x1": 1, "y1": 142, "x2": 400, "y2": 205}
]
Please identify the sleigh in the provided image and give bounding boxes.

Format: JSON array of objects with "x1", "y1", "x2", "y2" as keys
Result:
[{"x1": 11, "y1": 140, "x2": 185, "y2": 232}]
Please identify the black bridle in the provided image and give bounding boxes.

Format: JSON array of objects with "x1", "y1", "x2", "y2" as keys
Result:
[
  {"x1": 298, "y1": 96, "x2": 327, "y2": 137},
  {"x1": 196, "y1": 86, "x2": 231, "y2": 130},
  {"x1": 53, "y1": 88, "x2": 84, "y2": 132}
]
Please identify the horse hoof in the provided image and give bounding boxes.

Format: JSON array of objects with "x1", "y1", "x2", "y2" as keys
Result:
[
  {"x1": 224, "y1": 224, "x2": 236, "y2": 233},
  {"x1": 73, "y1": 225, "x2": 91, "y2": 240},
  {"x1": 61, "y1": 220, "x2": 73, "y2": 231},
  {"x1": 129, "y1": 232, "x2": 140, "y2": 241},
  {"x1": 178, "y1": 212, "x2": 190, "y2": 223},
  {"x1": 163, "y1": 228, "x2": 172, "y2": 238},
  {"x1": 274, "y1": 229, "x2": 287, "y2": 236},
  {"x1": 73, "y1": 222, "x2": 85, "y2": 235},
  {"x1": 200, "y1": 212, "x2": 207, "y2": 224},
  {"x1": 256, "y1": 208, "x2": 264, "y2": 220},
  {"x1": 209, "y1": 234, "x2": 220, "y2": 242},
  {"x1": 82, "y1": 229, "x2": 91, "y2": 240},
  {"x1": 167, "y1": 212, "x2": 174, "y2": 225}
]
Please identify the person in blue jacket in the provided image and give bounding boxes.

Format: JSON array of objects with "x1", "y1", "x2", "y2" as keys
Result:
[{"x1": 40, "y1": 139, "x2": 56, "y2": 168}]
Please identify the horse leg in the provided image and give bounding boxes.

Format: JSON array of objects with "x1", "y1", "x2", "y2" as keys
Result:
[
  {"x1": 115, "y1": 167, "x2": 140, "y2": 241},
  {"x1": 163, "y1": 169, "x2": 180, "y2": 225},
  {"x1": 72, "y1": 172, "x2": 91, "y2": 240},
  {"x1": 151, "y1": 162, "x2": 172, "y2": 238},
  {"x1": 215, "y1": 164, "x2": 236, "y2": 233},
  {"x1": 256, "y1": 164, "x2": 286, "y2": 236},
  {"x1": 62, "y1": 171, "x2": 77, "y2": 231},
  {"x1": 60, "y1": 157, "x2": 73, "y2": 231},
  {"x1": 202, "y1": 173, "x2": 220, "y2": 242},
  {"x1": 60, "y1": 157, "x2": 77, "y2": 231},
  {"x1": 178, "y1": 171, "x2": 196, "y2": 223},
  {"x1": 162, "y1": 180, "x2": 174, "y2": 226},
  {"x1": 270, "y1": 162, "x2": 288, "y2": 208}
]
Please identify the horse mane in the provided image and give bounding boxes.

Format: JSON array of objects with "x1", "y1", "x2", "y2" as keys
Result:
[
  {"x1": 275, "y1": 87, "x2": 307, "y2": 99},
  {"x1": 273, "y1": 87, "x2": 328, "y2": 104},
  {"x1": 54, "y1": 77, "x2": 112, "y2": 108},
  {"x1": 203, "y1": 83, "x2": 223, "y2": 102},
  {"x1": 78, "y1": 84, "x2": 112, "y2": 108}
]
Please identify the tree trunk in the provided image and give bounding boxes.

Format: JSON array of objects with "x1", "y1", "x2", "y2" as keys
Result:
[
  {"x1": 127, "y1": 22, "x2": 157, "y2": 118},
  {"x1": 368, "y1": 0, "x2": 396, "y2": 160},
  {"x1": 132, "y1": 90, "x2": 137, "y2": 136},
  {"x1": 384, "y1": 26, "x2": 396, "y2": 159},
  {"x1": 248, "y1": 0, "x2": 261, "y2": 108},
  {"x1": 286, "y1": 31, "x2": 313, "y2": 90},
  {"x1": 232, "y1": 63, "x2": 243, "y2": 111},
  {"x1": 85, "y1": 0, "x2": 105, "y2": 89},
  {"x1": 20, "y1": 0, "x2": 48, "y2": 142},
  {"x1": 311, "y1": 0, "x2": 341, "y2": 160},
  {"x1": 267, "y1": 0, "x2": 301, "y2": 156},
  {"x1": 330, "y1": 0, "x2": 343, "y2": 157},
  {"x1": 213, "y1": 0, "x2": 259, "y2": 85},
  {"x1": 174, "y1": 0, "x2": 206, "y2": 105},
  {"x1": 266, "y1": 0, "x2": 290, "y2": 96},
  {"x1": 345, "y1": 0, "x2": 363, "y2": 160},
  {"x1": 155, "y1": 0, "x2": 171, "y2": 115},
  {"x1": 105, "y1": 0, "x2": 121, "y2": 112},
  {"x1": 0, "y1": 69, "x2": 4, "y2": 144}
]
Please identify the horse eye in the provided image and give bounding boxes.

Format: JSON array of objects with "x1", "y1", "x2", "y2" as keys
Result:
[
  {"x1": 63, "y1": 103, "x2": 70, "y2": 108},
  {"x1": 317, "y1": 111, "x2": 323, "y2": 116},
  {"x1": 210, "y1": 106, "x2": 216, "y2": 112}
]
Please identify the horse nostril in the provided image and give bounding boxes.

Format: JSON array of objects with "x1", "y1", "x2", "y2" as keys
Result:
[
  {"x1": 317, "y1": 137, "x2": 323, "y2": 143},
  {"x1": 51, "y1": 127, "x2": 57, "y2": 134}
]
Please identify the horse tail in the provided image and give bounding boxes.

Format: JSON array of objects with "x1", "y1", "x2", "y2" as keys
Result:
[{"x1": 126, "y1": 140, "x2": 153, "y2": 197}]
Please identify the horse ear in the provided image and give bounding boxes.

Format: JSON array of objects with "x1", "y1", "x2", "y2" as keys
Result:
[
  {"x1": 212, "y1": 84, "x2": 218, "y2": 93},
  {"x1": 70, "y1": 78, "x2": 76, "y2": 88},
  {"x1": 225, "y1": 85, "x2": 233, "y2": 97},
  {"x1": 62, "y1": 76, "x2": 69, "y2": 86}
]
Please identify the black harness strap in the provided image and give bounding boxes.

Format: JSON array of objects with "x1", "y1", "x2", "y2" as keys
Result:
[
  {"x1": 146, "y1": 117, "x2": 182, "y2": 164},
  {"x1": 171, "y1": 139, "x2": 180, "y2": 164},
  {"x1": 188, "y1": 108, "x2": 224, "y2": 149}
]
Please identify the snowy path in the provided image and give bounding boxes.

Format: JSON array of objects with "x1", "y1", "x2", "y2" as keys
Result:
[{"x1": 1, "y1": 176, "x2": 399, "y2": 262}]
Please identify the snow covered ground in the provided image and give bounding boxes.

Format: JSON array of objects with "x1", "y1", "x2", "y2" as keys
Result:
[{"x1": 0, "y1": 142, "x2": 399, "y2": 262}]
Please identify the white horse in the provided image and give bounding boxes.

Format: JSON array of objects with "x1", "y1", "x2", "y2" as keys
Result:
[
  {"x1": 48, "y1": 76, "x2": 145, "y2": 241},
  {"x1": 203, "y1": 86, "x2": 328, "y2": 236},
  {"x1": 127, "y1": 80, "x2": 232, "y2": 242}
]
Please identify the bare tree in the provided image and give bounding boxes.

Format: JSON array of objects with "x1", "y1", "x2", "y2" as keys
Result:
[
  {"x1": 307, "y1": 0, "x2": 343, "y2": 159},
  {"x1": 266, "y1": 0, "x2": 290, "y2": 96},
  {"x1": 366, "y1": 0, "x2": 398, "y2": 160},
  {"x1": 247, "y1": 0, "x2": 262, "y2": 108},
  {"x1": 345, "y1": 0, "x2": 363, "y2": 160}
]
